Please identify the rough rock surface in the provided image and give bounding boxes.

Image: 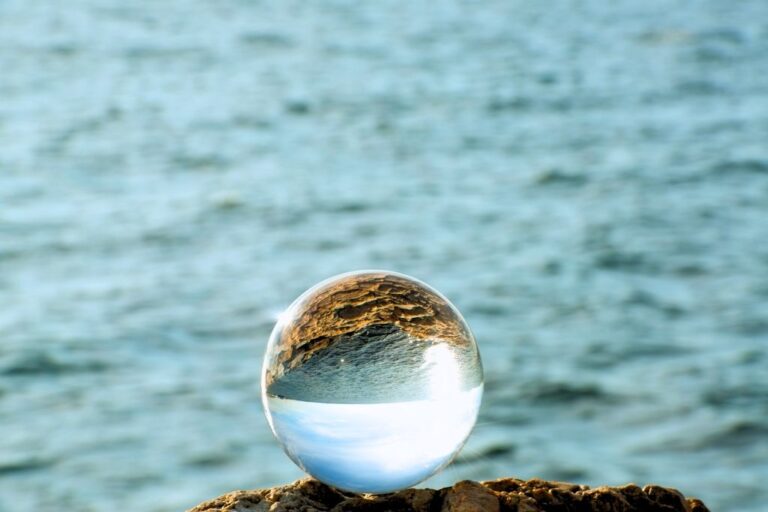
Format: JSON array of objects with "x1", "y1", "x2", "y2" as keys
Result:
[
  {"x1": 265, "y1": 272, "x2": 474, "y2": 387},
  {"x1": 187, "y1": 477, "x2": 710, "y2": 512}
]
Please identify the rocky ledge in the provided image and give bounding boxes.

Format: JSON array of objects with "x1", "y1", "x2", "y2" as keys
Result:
[{"x1": 188, "y1": 477, "x2": 710, "y2": 512}]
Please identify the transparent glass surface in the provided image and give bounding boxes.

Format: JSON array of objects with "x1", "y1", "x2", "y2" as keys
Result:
[{"x1": 261, "y1": 270, "x2": 484, "y2": 494}]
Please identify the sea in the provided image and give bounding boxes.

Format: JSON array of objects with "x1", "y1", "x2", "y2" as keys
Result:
[{"x1": 1, "y1": 1, "x2": 767, "y2": 510}]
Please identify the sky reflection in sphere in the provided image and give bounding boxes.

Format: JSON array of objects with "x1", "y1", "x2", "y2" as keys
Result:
[{"x1": 261, "y1": 271, "x2": 483, "y2": 494}]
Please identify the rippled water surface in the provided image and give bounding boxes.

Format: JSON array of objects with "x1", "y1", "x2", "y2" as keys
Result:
[{"x1": 1, "y1": 1, "x2": 767, "y2": 511}]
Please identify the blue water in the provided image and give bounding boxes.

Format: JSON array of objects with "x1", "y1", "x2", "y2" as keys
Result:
[{"x1": 1, "y1": 1, "x2": 767, "y2": 511}]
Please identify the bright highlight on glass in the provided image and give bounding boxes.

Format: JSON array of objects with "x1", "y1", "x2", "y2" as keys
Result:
[{"x1": 261, "y1": 270, "x2": 484, "y2": 494}]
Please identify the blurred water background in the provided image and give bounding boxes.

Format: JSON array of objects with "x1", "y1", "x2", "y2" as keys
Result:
[{"x1": 1, "y1": 1, "x2": 767, "y2": 510}]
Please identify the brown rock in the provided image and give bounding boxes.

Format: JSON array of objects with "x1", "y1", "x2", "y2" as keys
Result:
[
  {"x1": 643, "y1": 485, "x2": 691, "y2": 512},
  {"x1": 187, "y1": 477, "x2": 710, "y2": 512},
  {"x1": 443, "y1": 481, "x2": 499, "y2": 512},
  {"x1": 265, "y1": 272, "x2": 474, "y2": 388}
]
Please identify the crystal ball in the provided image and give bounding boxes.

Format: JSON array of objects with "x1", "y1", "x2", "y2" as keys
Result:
[{"x1": 261, "y1": 270, "x2": 484, "y2": 494}]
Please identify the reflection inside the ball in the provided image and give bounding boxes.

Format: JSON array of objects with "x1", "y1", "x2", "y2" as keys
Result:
[{"x1": 261, "y1": 270, "x2": 484, "y2": 493}]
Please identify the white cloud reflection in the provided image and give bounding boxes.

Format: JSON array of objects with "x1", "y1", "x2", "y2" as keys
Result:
[{"x1": 265, "y1": 385, "x2": 482, "y2": 494}]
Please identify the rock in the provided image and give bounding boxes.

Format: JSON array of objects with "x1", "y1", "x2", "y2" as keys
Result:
[
  {"x1": 264, "y1": 272, "x2": 474, "y2": 388},
  {"x1": 187, "y1": 477, "x2": 710, "y2": 512},
  {"x1": 443, "y1": 481, "x2": 499, "y2": 512}
]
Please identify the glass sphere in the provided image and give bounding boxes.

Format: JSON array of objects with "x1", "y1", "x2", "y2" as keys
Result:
[{"x1": 261, "y1": 270, "x2": 483, "y2": 494}]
